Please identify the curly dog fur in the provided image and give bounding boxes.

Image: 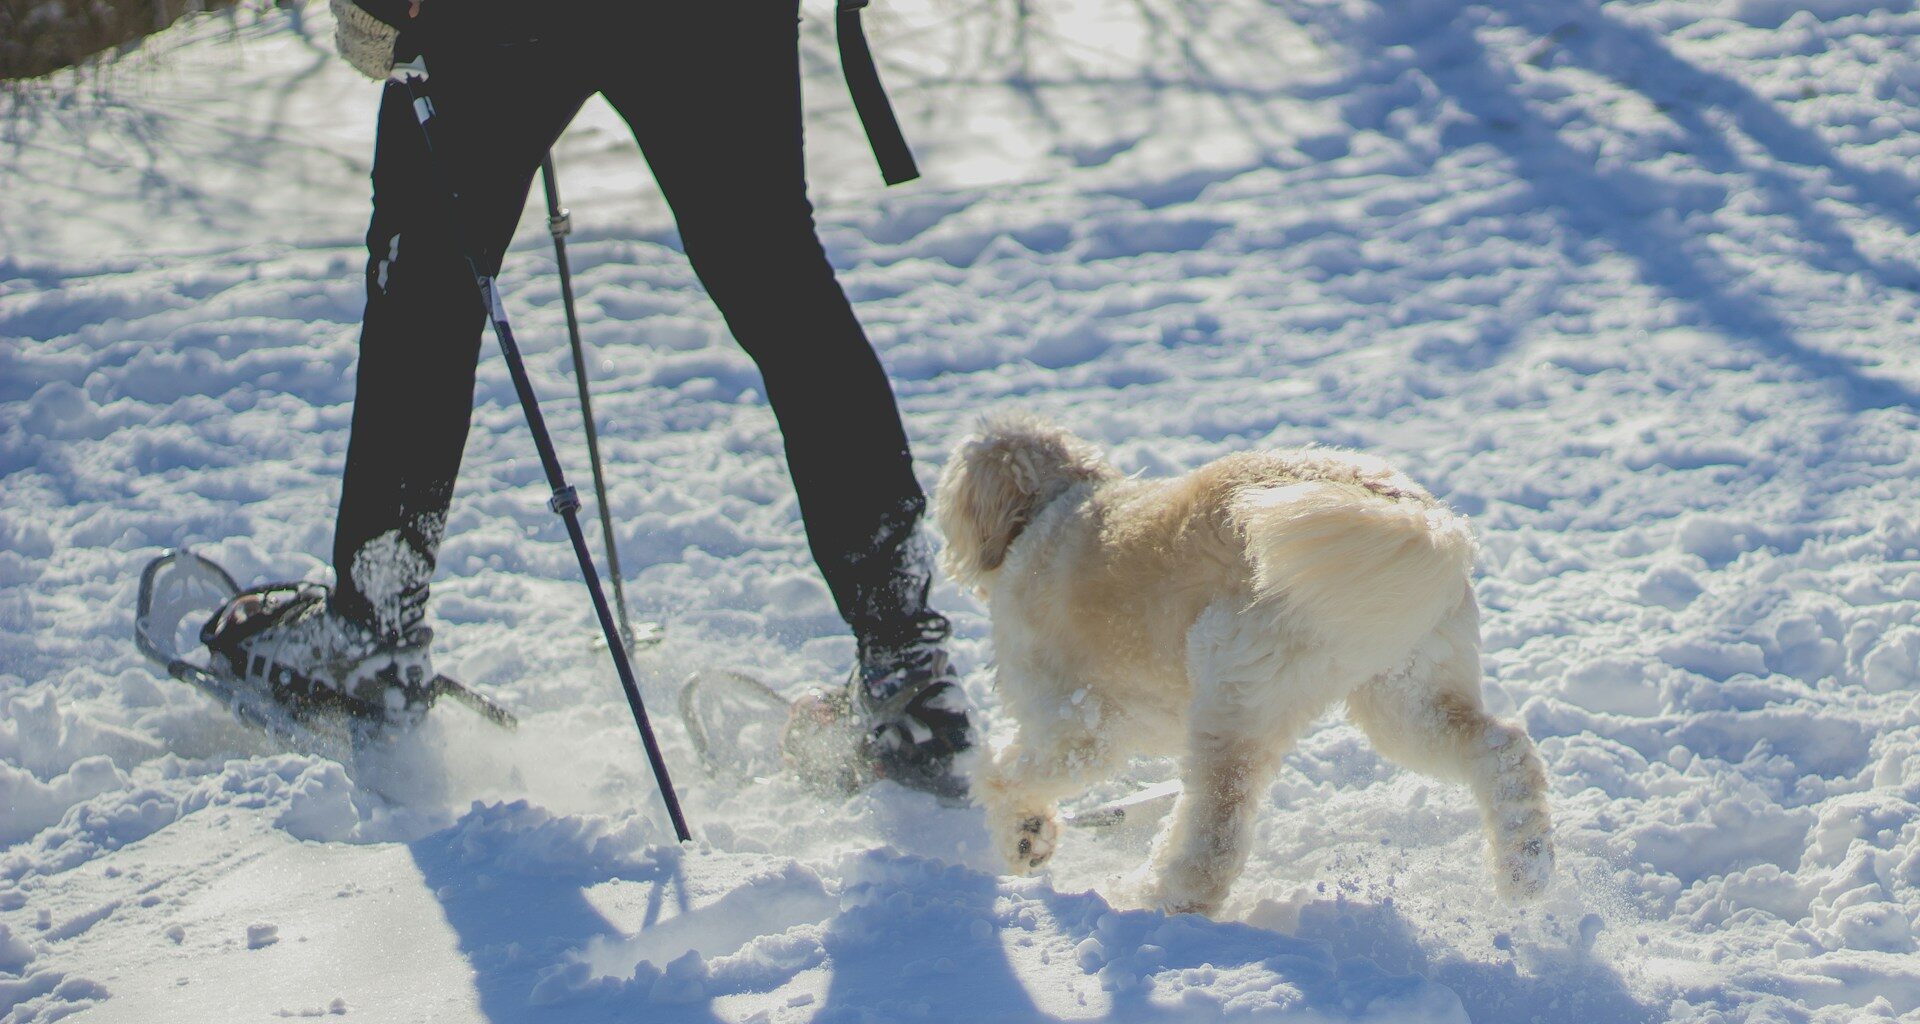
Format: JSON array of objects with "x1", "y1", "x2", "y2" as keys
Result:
[{"x1": 935, "y1": 414, "x2": 1554, "y2": 916}]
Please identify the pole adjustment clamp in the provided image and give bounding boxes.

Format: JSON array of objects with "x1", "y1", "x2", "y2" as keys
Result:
[{"x1": 548, "y1": 486, "x2": 582, "y2": 515}]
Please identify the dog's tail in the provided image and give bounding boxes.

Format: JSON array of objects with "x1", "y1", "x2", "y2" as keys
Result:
[{"x1": 1238, "y1": 481, "x2": 1475, "y2": 662}]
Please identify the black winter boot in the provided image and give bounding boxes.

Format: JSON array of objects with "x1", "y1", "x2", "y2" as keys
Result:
[
  {"x1": 202, "y1": 582, "x2": 437, "y2": 728},
  {"x1": 778, "y1": 619, "x2": 973, "y2": 801},
  {"x1": 850, "y1": 618, "x2": 973, "y2": 801}
]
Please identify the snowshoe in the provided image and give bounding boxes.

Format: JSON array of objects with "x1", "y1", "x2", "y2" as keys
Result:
[
  {"x1": 679, "y1": 669, "x2": 931, "y2": 796},
  {"x1": 678, "y1": 667, "x2": 1179, "y2": 827},
  {"x1": 677, "y1": 668, "x2": 802, "y2": 783},
  {"x1": 679, "y1": 621, "x2": 972, "y2": 801},
  {"x1": 135, "y1": 549, "x2": 518, "y2": 766}
]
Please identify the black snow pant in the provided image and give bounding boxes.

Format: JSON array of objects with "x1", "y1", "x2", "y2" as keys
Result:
[{"x1": 330, "y1": 0, "x2": 943, "y2": 649}]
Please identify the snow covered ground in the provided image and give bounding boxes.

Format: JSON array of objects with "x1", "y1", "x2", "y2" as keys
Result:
[{"x1": 6, "y1": 0, "x2": 1920, "y2": 1019}]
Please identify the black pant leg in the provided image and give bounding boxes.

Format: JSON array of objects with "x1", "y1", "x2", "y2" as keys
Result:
[
  {"x1": 333, "y1": 27, "x2": 590, "y2": 638},
  {"x1": 595, "y1": 1, "x2": 943, "y2": 645}
]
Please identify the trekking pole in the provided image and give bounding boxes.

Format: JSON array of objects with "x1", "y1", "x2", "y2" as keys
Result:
[
  {"x1": 538, "y1": 155, "x2": 649, "y2": 656},
  {"x1": 380, "y1": 42, "x2": 691, "y2": 844}
]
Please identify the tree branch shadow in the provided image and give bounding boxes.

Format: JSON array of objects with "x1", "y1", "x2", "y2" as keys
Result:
[{"x1": 1270, "y1": 0, "x2": 1920, "y2": 411}]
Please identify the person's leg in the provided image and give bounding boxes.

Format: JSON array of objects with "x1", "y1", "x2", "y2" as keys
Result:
[
  {"x1": 593, "y1": 0, "x2": 941, "y2": 655},
  {"x1": 595, "y1": 1, "x2": 969, "y2": 790},
  {"x1": 333, "y1": 15, "x2": 593, "y2": 641}
]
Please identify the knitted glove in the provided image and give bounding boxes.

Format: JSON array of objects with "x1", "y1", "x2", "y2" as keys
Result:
[{"x1": 331, "y1": 0, "x2": 401, "y2": 80}]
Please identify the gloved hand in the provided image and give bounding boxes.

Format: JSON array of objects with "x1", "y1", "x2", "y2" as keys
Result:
[{"x1": 330, "y1": 0, "x2": 412, "y2": 80}]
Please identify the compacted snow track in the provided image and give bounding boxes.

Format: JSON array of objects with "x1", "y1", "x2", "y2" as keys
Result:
[{"x1": 5, "y1": 0, "x2": 1920, "y2": 1021}]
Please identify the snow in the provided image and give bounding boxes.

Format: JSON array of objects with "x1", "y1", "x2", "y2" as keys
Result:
[{"x1": 5, "y1": 0, "x2": 1920, "y2": 1020}]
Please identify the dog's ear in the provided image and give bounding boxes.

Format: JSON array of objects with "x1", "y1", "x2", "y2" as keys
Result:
[
  {"x1": 934, "y1": 416, "x2": 1113, "y2": 590},
  {"x1": 934, "y1": 432, "x2": 1035, "y2": 588}
]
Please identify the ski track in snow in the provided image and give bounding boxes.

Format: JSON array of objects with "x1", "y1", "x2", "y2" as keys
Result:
[{"x1": 5, "y1": 0, "x2": 1920, "y2": 1020}]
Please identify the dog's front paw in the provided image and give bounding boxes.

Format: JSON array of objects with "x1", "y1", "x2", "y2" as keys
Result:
[{"x1": 999, "y1": 810, "x2": 1060, "y2": 873}]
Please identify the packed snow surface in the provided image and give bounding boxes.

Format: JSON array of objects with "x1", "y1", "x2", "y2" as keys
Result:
[{"x1": 6, "y1": 0, "x2": 1920, "y2": 1020}]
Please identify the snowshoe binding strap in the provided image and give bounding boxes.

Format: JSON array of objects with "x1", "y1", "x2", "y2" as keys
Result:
[
  {"x1": 201, "y1": 582, "x2": 326, "y2": 656},
  {"x1": 201, "y1": 582, "x2": 341, "y2": 716}
]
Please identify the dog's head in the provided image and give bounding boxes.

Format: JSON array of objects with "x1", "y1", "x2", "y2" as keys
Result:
[{"x1": 934, "y1": 413, "x2": 1115, "y2": 592}]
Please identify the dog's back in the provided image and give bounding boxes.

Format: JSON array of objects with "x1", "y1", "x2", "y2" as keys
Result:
[
  {"x1": 1231, "y1": 451, "x2": 1475, "y2": 676},
  {"x1": 1007, "y1": 449, "x2": 1470, "y2": 711}
]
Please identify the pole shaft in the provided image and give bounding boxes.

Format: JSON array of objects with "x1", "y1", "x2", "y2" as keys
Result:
[
  {"x1": 396, "y1": 68, "x2": 690, "y2": 843},
  {"x1": 540, "y1": 156, "x2": 637, "y2": 653}
]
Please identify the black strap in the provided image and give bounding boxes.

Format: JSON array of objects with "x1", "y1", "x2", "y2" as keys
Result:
[{"x1": 837, "y1": 0, "x2": 919, "y2": 186}]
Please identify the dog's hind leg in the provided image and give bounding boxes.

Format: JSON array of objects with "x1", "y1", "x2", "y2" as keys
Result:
[
  {"x1": 1150, "y1": 604, "x2": 1334, "y2": 917},
  {"x1": 1345, "y1": 600, "x2": 1554, "y2": 900}
]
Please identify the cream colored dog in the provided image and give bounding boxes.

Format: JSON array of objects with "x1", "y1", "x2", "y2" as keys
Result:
[{"x1": 934, "y1": 415, "x2": 1553, "y2": 916}]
